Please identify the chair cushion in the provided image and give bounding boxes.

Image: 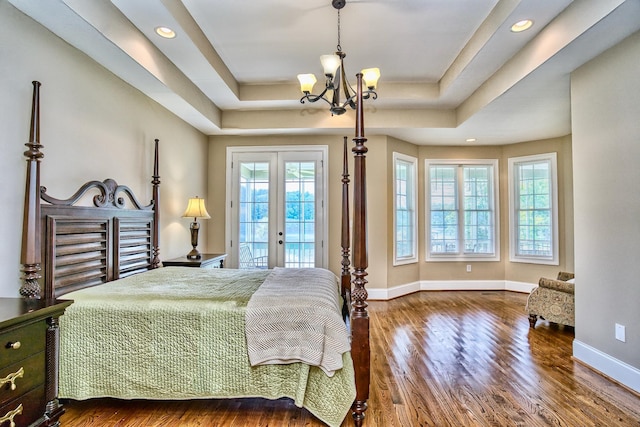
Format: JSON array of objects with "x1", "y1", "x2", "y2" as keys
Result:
[{"x1": 538, "y1": 277, "x2": 575, "y2": 294}]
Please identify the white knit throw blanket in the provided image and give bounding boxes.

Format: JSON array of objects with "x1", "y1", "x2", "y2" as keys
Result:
[{"x1": 245, "y1": 267, "x2": 350, "y2": 377}]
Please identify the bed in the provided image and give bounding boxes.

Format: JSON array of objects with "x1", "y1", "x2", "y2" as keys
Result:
[{"x1": 18, "y1": 79, "x2": 372, "y2": 426}]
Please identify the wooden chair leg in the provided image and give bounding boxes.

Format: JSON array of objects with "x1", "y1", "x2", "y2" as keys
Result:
[{"x1": 528, "y1": 314, "x2": 538, "y2": 328}]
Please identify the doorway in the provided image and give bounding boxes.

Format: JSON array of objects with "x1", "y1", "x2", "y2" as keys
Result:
[{"x1": 226, "y1": 146, "x2": 328, "y2": 269}]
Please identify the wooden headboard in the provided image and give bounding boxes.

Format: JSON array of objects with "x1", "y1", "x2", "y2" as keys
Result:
[{"x1": 19, "y1": 81, "x2": 161, "y2": 300}]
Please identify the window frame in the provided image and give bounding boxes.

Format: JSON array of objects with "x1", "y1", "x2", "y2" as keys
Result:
[
  {"x1": 508, "y1": 152, "x2": 559, "y2": 265},
  {"x1": 393, "y1": 152, "x2": 418, "y2": 265},
  {"x1": 425, "y1": 159, "x2": 500, "y2": 262}
]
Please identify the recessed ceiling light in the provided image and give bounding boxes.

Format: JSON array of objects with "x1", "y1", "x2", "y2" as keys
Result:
[
  {"x1": 511, "y1": 19, "x2": 533, "y2": 33},
  {"x1": 155, "y1": 26, "x2": 176, "y2": 39},
  {"x1": 466, "y1": 138, "x2": 477, "y2": 143}
]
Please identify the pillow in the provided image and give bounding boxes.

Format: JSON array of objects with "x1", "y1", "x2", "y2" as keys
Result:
[{"x1": 566, "y1": 278, "x2": 575, "y2": 284}]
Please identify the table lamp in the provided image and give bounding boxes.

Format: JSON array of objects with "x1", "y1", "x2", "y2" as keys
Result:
[{"x1": 182, "y1": 196, "x2": 210, "y2": 259}]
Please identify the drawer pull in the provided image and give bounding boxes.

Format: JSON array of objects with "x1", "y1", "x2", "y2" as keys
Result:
[
  {"x1": 1, "y1": 367, "x2": 24, "y2": 391},
  {"x1": 0, "y1": 403, "x2": 22, "y2": 427},
  {"x1": 7, "y1": 341, "x2": 22, "y2": 350},
  {"x1": 6, "y1": 341, "x2": 21, "y2": 350}
]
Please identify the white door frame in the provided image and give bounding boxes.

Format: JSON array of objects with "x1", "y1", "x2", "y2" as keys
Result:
[{"x1": 225, "y1": 145, "x2": 329, "y2": 268}]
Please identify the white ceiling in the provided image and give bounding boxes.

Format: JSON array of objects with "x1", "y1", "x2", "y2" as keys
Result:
[{"x1": 9, "y1": 0, "x2": 640, "y2": 145}]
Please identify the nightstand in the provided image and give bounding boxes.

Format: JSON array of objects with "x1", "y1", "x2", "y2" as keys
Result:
[
  {"x1": 0, "y1": 298, "x2": 72, "y2": 427},
  {"x1": 162, "y1": 253, "x2": 227, "y2": 269}
]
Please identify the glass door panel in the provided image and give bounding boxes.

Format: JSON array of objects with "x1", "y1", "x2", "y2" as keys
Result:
[
  {"x1": 282, "y1": 161, "x2": 316, "y2": 268},
  {"x1": 238, "y1": 162, "x2": 270, "y2": 268}
]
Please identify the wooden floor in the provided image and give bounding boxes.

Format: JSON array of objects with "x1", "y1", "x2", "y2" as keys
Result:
[{"x1": 61, "y1": 291, "x2": 640, "y2": 426}]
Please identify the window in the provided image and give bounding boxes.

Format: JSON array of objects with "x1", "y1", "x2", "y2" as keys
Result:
[
  {"x1": 426, "y1": 159, "x2": 499, "y2": 261},
  {"x1": 393, "y1": 153, "x2": 418, "y2": 265},
  {"x1": 508, "y1": 153, "x2": 558, "y2": 265}
]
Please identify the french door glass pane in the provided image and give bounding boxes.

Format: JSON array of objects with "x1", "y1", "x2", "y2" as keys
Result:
[
  {"x1": 284, "y1": 161, "x2": 315, "y2": 268},
  {"x1": 239, "y1": 162, "x2": 269, "y2": 268}
]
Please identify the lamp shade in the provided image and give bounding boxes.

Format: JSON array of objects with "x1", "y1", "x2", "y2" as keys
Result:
[
  {"x1": 297, "y1": 74, "x2": 317, "y2": 93},
  {"x1": 182, "y1": 197, "x2": 211, "y2": 219},
  {"x1": 361, "y1": 68, "x2": 380, "y2": 89},
  {"x1": 320, "y1": 54, "x2": 341, "y2": 77}
]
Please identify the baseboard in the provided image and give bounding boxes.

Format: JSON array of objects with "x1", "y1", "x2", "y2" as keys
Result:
[
  {"x1": 573, "y1": 340, "x2": 640, "y2": 394},
  {"x1": 421, "y1": 280, "x2": 505, "y2": 291},
  {"x1": 505, "y1": 280, "x2": 537, "y2": 293},
  {"x1": 368, "y1": 281, "x2": 420, "y2": 300},
  {"x1": 368, "y1": 279, "x2": 535, "y2": 300}
]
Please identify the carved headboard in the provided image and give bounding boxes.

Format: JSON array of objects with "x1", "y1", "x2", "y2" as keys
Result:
[
  {"x1": 39, "y1": 178, "x2": 159, "y2": 299},
  {"x1": 20, "y1": 81, "x2": 160, "y2": 300}
]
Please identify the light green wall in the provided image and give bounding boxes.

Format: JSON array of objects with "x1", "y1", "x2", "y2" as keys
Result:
[
  {"x1": 572, "y1": 30, "x2": 640, "y2": 371},
  {"x1": 0, "y1": 1, "x2": 208, "y2": 297}
]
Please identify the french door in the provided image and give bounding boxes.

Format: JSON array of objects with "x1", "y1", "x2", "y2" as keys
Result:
[{"x1": 226, "y1": 146, "x2": 328, "y2": 269}]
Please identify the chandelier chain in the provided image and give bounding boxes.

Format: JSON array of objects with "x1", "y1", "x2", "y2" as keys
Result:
[{"x1": 337, "y1": 9, "x2": 342, "y2": 52}]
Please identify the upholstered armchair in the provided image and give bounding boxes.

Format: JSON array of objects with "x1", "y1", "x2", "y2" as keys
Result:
[{"x1": 526, "y1": 272, "x2": 575, "y2": 328}]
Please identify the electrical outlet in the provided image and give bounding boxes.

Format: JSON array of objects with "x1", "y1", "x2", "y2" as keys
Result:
[
  {"x1": 466, "y1": 264, "x2": 472, "y2": 273},
  {"x1": 615, "y1": 323, "x2": 626, "y2": 342}
]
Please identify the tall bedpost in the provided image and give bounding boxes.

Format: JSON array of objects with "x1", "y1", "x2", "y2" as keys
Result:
[
  {"x1": 151, "y1": 138, "x2": 161, "y2": 268},
  {"x1": 20, "y1": 81, "x2": 43, "y2": 299},
  {"x1": 341, "y1": 136, "x2": 351, "y2": 318},
  {"x1": 351, "y1": 73, "x2": 370, "y2": 426}
]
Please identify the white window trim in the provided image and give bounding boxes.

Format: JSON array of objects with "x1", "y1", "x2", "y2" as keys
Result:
[
  {"x1": 508, "y1": 152, "x2": 559, "y2": 265},
  {"x1": 425, "y1": 159, "x2": 500, "y2": 262},
  {"x1": 393, "y1": 152, "x2": 418, "y2": 266}
]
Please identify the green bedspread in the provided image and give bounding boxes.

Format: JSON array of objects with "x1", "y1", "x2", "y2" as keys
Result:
[{"x1": 59, "y1": 267, "x2": 356, "y2": 427}]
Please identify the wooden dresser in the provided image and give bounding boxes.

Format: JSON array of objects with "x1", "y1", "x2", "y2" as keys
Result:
[{"x1": 0, "y1": 298, "x2": 72, "y2": 427}]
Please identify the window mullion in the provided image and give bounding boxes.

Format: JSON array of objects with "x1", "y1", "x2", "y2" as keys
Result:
[{"x1": 457, "y1": 165, "x2": 464, "y2": 256}]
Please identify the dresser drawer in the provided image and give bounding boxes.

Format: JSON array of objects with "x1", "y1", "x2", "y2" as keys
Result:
[
  {"x1": 0, "y1": 384, "x2": 45, "y2": 427},
  {"x1": 0, "y1": 351, "x2": 45, "y2": 407},
  {"x1": 0, "y1": 321, "x2": 46, "y2": 368}
]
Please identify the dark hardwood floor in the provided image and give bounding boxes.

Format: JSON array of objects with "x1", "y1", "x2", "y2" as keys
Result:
[{"x1": 60, "y1": 291, "x2": 640, "y2": 426}]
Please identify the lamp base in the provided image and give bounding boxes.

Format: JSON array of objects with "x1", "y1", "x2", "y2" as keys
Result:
[
  {"x1": 187, "y1": 220, "x2": 202, "y2": 260},
  {"x1": 186, "y1": 248, "x2": 202, "y2": 260}
]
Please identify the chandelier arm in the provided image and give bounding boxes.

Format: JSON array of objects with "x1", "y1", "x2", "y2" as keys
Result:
[
  {"x1": 331, "y1": 67, "x2": 342, "y2": 108},
  {"x1": 299, "y1": 87, "x2": 335, "y2": 106},
  {"x1": 340, "y1": 68, "x2": 356, "y2": 105},
  {"x1": 342, "y1": 88, "x2": 378, "y2": 108}
]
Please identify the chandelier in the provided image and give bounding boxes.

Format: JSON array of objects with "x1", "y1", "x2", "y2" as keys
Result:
[{"x1": 297, "y1": 0, "x2": 380, "y2": 116}]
